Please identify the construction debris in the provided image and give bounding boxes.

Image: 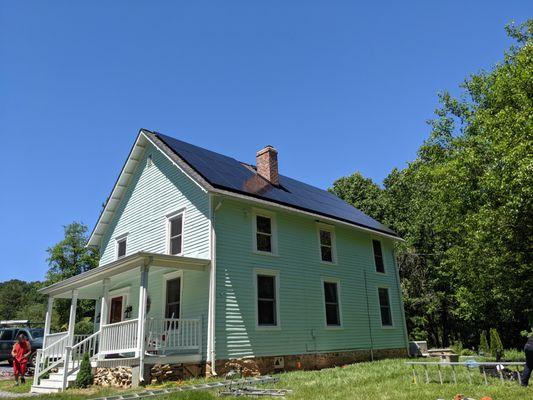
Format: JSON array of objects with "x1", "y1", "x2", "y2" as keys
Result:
[
  {"x1": 89, "y1": 376, "x2": 281, "y2": 400},
  {"x1": 220, "y1": 386, "x2": 292, "y2": 397}
]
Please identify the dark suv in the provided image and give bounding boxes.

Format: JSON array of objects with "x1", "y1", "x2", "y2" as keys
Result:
[{"x1": 0, "y1": 327, "x2": 43, "y2": 366}]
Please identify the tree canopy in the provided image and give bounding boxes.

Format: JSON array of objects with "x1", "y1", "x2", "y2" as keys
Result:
[{"x1": 330, "y1": 20, "x2": 532, "y2": 348}]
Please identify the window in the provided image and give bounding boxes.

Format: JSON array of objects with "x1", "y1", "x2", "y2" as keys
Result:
[
  {"x1": 323, "y1": 281, "x2": 341, "y2": 326},
  {"x1": 372, "y1": 240, "x2": 385, "y2": 273},
  {"x1": 116, "y1": 237, "x2": 127, "y2": 259},
  {"x1": 0, "y1": 329, "x2": 14, "y2": 341},
  {"x1": 318, "y1": 227, "x2": 335, "y2": 263},
  {"x1": 256, "y1": 274, "x2": 278, "y2": 326},
  {"x1": 168, "y1": 214, "x2": 184, "y2": 255},
  {"x1": 256, "y1": 215, "x2": 272, "y2": 252},
  {"x1": 253, "y1": 211, "x2": 277, "y2": 254},
  {"x1": 378, "y1": 288, "x2": 393, "y2": 327},
  {"x1": 165, "y1": 277, "x2": 181, "y2": 319}
]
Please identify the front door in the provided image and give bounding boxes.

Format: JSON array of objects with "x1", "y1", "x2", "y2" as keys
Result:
[{"x1": 109, "y1": 296, "x2": 123, "y2": 324}]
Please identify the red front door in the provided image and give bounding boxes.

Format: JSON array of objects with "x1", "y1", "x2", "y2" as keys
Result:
[{"x1": 109, "y1": 296, "x2": 123, "y2": 324}]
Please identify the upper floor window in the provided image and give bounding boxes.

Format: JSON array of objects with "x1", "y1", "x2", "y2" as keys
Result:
[
  {"x1": 256, "y1": 271, "x2": 279, "y2": 327},
  {"x1": 116, "y1": 236, "x2": 127, "y2": 259},
  {"x1": 253, "y1": 210, "x2": 277, "y2": 254},
  {"x1": 168, "y1": 213, "x2": 184, "y2": 255},
  {"x1": 372, "y1": 239, "x2": 385, "y2": 273},
  {"x1": 378, "y1": 287, "x2": 393, "y2": 327},
  {"x1": 323, "y1": 280, "x2": 341, "y2": 326},
  {"x1": 318, "y1": 226, "x2": 336, "y2": 263}
]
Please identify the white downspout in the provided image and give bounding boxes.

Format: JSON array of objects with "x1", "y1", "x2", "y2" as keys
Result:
[{"x1": 207, "y1": 195, "x2": 221, "y2": 376}]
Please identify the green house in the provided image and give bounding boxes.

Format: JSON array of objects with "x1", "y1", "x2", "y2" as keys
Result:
[{"x1": 33, "y1": 129, "x2": 408, "y2": 393}]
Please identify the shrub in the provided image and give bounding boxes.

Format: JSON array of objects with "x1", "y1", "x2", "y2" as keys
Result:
[
  {"x1": 451, "y1": 341, "x2": 463, "y2": 355},
  {"x1": 503, "y1": 348, "x2": 525, "y2": 362},
  {"x1": 461, "y1": 348, "x2": 476, "y2": 356},
  {"x1": 75, "y1": 317, "x2": 94, "y2": 335},
  {"x1": 479, "y1": 330, "x2": 489, "y2": 355},
  {"x1": 489, "y1": 328, "x2": 504, "y2": 359},
  {"x1": 75, "y1": 352, "x2": 93, "y2": 388}
]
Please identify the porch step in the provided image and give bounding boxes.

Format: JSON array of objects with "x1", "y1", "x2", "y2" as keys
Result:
[
  {"x1": 48, "y1": 372, "x2": 78, "y2": 382},
  {"x1": 30, "y1": 385, "x2": 63, "y2": 394},
  {"x1": 31, "y1": 368, "x2": 79, "y2": 393}
]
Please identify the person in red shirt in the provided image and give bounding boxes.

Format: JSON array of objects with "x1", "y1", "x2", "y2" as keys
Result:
[{"x1": 11, "y1": 333, "x2": 31, "y2": 385}]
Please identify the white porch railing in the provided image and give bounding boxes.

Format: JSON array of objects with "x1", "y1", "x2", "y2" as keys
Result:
[
  {"x1": 33, "y1": 332, "x2": 69, "y2": 387},
  {"x1": 145, "y1": 318, "x2": 201, "y2": 353},
  {"x1": 99, "y1": 319, "x2": 139, "y2": 355},
  {"x1": 43, "y1": 331, "x2": 68, "y2": 349}
]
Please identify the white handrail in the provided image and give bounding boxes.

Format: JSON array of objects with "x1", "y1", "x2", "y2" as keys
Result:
[
  {"x1": 43, "y1": 331, "x2": 68, "y2": 348},
  {"x1": 60, "y1": 330, "x2": 101, "y2": 387},
  {"x1": 33, "y1": 333, "x2": 70, "y2": 387}
]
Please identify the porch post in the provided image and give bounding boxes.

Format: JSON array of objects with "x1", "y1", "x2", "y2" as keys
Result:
[
  {"x1": 43, "y1": 296, "x2": 54, "y2": 347},
  {"x1": 136, "y1": 265, "x2": 149, "y2": 382},
  {"x1": 98, "y1": 278, "x2": 110, "y2": 361},
  {"x1": 67, "y1": 289, "x2": 78, "y2": 346},
  {"x1": 100, "y1": 278, "x2": 111, "y2": 326}
]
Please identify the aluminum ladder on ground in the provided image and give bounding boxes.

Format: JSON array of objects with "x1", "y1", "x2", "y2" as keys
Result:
[{"x1": 90, "y1": 376, "x2": 279, "y2": 400}]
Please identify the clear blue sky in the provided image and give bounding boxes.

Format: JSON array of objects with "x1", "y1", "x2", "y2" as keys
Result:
[{"x1": 1, "y1": 1, "x2": 530, "y2": 282}]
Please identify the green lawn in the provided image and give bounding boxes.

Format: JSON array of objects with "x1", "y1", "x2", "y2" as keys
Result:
[{"x1": 2, "y1": 358, "x2": 531, "y2": 400}]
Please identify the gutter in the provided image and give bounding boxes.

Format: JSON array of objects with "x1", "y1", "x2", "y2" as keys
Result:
[{"x1": 210, "y1": 188, "x2": 403, "y2": 242}]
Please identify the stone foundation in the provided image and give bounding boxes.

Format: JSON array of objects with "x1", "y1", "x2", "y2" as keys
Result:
[
  {"x1": 213, "y1": 348, "x2": 407, "y2": 377},
  {"x1": 94, "y1": 348, "x2": 407, "y2": 386},
  {"x1": 149, "y1": 363, "x2": 206, "y2": 384}
]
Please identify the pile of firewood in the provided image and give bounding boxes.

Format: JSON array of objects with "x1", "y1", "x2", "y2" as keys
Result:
[
  {"x1": 93, "y1": 367, "x2": 132, "y2": 388},
  {"x1": 150, "y1": 364, "x2": 182, "y2": 384}
]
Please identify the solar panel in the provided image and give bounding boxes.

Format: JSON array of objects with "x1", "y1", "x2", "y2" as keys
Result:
[{"x1": 156, "y1": 132, "x2": 397, "y2": 237}]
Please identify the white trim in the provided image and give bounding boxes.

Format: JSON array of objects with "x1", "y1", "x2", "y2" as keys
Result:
[
  {"x1": 108, "y1": 286, "x2": 130, "y2": 323},
  {"x1": 252, "y1": 208, "x2": 278, "y2": 256},
  {"x1": 165, "y1": 208, "x2": 186, "y2": 256},
  {"x1": 377, "y1": 286, "x2": 394, "y2": 329},
  {"x1": 321, "y1": 277, "x2": 343, "y2": 329},
  {"x1": 253, "y1": 268, "x2": 281, "y2": 330},
  {"x1": 316, "y1": 223, "x2": 337, "y2": 265},
  {"x1": 213, "y1": 188, "x2": 402, "y2": 242},
  {"x1": 141, "y1": 131, "x2": 209, "y2": 193},
  {"x1": 162, "y1": 270, "x2": 183, "y2": 319},
  {"x1": 115, "y1": 234, "x2": 129, "y2": 260}
]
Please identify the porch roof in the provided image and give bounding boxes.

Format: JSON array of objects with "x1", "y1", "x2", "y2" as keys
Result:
[{"x1": 39, "y1": 252, "x2": 210, "y2": 298}]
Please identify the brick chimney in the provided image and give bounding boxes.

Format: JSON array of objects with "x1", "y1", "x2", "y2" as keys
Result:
[{"x1": 256, "y1": 145, "x2": 279, "y2": 186}]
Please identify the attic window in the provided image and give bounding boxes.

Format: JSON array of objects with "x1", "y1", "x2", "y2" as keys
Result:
[
  {"x1": 116, "y1": 237, "x2": 127, "y2": 259},
  {"x1": 147, "y1": 154, "x2": 153, "y2": 168}
]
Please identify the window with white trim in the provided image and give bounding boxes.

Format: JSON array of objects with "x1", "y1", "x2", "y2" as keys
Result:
[
  {"x1": 165, "y1": 277, "x2": 181, "y2": 319},
  {"x1": 323, "y1": 281, "x2": 341, "y2": 326},
  {"x1": 378, "y1": 287, "x2": 393, "y2": 326},
  {"x1": 373, "y1": 240, "x2": 385, "y2": 273},
  {"x1": 256, "y1": 274, "x2": 278, "y2": 326},
  {"x1": 116, "y1": 237, "x2": 127, "y2": 259},
  {"x1": 168, "y1": 214, "x2": 184, "y2": 255},
  {"x1": 319, "y1": 228, "x2": 335, "y2": 263},
  {"x1": 254, "y1": 212, "x2": 276, "y2": 254}
]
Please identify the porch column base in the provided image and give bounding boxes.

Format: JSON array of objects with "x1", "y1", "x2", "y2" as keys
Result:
[{"x1": 131, "y1": 364, "x2": 151, "y2": 387}]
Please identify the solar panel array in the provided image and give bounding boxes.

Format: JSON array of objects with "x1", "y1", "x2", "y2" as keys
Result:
[{"x1": 156, "y1": 132, "x2": 397, "y2": 237}]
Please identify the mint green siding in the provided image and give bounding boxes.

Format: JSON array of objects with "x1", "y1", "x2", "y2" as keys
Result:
[
  {"x1": 99, "y1": 142, "x2": 210, "y2": 265},
  {"x1": 214, "y1": 199, "x2": 407, "y2": 360},
  {"x1": 96, "y1": 142, "x2": 211, "y2": 359}
]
